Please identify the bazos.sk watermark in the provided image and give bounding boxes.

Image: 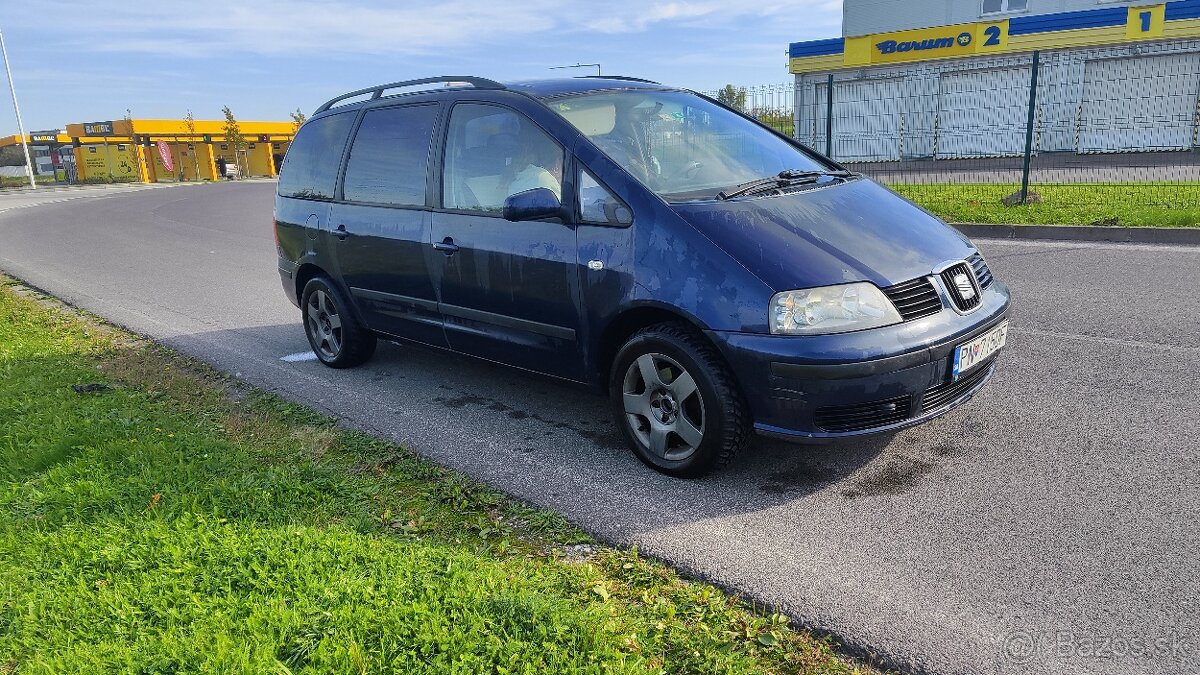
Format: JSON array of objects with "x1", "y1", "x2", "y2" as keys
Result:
[{"x1": 1002, "y1": 630, "x2": 1193, "y2": 664}]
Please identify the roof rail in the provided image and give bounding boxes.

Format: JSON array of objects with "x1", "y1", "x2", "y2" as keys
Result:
[
  {"x1": 314, "y1": 76, "x2": 505, "y2": 114},
  {"x1": 578, "y1": 75, "x2": 661, "y2": 84}
]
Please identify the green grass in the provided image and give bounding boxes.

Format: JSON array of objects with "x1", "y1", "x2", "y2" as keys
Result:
[
  {"x1": 0, "y1": 174, "x2": 60, "y2": 188},
  {"x1": 892, "y1": 182, "x2": 1200, "y2": 227},
  {"x1": 0, "y1": 277, "x2": 874, "y2": 675}
]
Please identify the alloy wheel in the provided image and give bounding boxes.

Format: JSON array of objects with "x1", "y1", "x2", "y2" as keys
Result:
[
  {"x1": 621, "y1": 352, "x2": 706, "y2": 461},
  {"x1": 306, "y1": 289, "x2": 343, "y2": 359}
]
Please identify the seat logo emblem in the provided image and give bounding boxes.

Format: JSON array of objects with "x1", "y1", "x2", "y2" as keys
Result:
[{"x1": 953, "y1": 273, "x2": 976, "y2": 300}]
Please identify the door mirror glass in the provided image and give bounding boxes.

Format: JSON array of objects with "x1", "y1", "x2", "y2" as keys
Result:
[{"x1": 503, "y1": 188, "x2": 562, "y2": 222}]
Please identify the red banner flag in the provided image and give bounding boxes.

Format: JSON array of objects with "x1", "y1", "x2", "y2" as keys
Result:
[{"x1": 157, "y1": 140, "x2": 173, "y2": 172}]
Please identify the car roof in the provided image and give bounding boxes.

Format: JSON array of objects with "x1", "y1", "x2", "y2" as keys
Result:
[
  {"x1": 503, "y1": 77, "x2": 674, "y2": 99},
  {"x1": 312, "y1": 76, "x2": 678, "y2": 117}
]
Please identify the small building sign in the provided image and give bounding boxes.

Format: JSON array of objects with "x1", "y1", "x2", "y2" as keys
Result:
[
  {"x1": 83, "y1": 121, "x2": 114, "y2": 135},
  {"x1": 30, "y1": 130, "x2": 59, "y2": 143}
]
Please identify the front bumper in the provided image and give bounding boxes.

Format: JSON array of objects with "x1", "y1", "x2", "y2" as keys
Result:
[{"x1": 708, "y1": 280, "x2": 1011, "y2": 440}]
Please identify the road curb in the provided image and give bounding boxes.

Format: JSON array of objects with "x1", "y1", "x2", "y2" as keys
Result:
[{"x1": 955, "y1": 223, "x2": 1200, "y2": 245}]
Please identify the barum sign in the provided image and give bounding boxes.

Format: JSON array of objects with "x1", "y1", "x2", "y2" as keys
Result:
[
  {"x1": 83, "y1": 121, "x2": 114, "y2": 136},
  {"x1": 847, "y1": 21, "x2": 1008, "y2": 65},
  {"x1": 876, "y1": 31, "x2": 971, "y2": 55}
]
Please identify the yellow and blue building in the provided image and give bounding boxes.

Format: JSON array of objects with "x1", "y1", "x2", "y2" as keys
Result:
[
  {"x1": 787, "y1": 0, "x2": 1200, "y2": 161},
  {"x1": 1, "y1": 118, "x2": 296, "y2": 183}
]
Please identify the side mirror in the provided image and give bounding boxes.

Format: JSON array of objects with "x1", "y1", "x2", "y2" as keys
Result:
[{"x1": 503, "y1": 188, "x2": 562, "y2": 222}]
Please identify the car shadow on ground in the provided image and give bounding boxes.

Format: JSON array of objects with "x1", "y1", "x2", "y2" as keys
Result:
[{"x1": 163, "y1": 322, "x2": 977, "y2": 537}]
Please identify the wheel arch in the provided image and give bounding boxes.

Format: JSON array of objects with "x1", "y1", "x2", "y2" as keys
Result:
[
  {"x1": 294, "y1": 263, "x2": 371, "y2": 329},
  {"x1": 594, "y1": 302, "x2": 718, "y2": 389},
  {"x1": 294, "y1": 262, "x2": 325, "y2": 305}
]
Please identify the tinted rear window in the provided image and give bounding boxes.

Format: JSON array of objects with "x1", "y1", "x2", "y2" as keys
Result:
[
  {"x1": 277, "y1": 111, "x2": 355, "y2": 200},
  {"x1": 343, "y1": 104, "x2": 438, "y2": 206}
]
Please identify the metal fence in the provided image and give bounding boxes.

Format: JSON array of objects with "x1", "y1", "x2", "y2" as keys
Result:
[{"x1": 706, "y1": 43, "x2": 1200, "y2": 224}]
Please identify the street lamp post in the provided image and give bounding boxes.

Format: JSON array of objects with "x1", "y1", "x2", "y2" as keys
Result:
[
  {"x1": 549, "y1": 63, "x2": 602, "y2": 76},
  {"x1": 0, "y1": 28, "x2": 36, "y2": 189}
]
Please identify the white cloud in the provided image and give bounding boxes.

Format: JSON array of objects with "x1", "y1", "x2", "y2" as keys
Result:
[
  {"x1": 588, "y1": 0, "x2": 842, "y2": 33},
  {"x1": 18, "y1": 0, "x2": 561, "y2": 57},
  {"x1": 15, "y1": 0, "x2": 841, "y2": 57}
]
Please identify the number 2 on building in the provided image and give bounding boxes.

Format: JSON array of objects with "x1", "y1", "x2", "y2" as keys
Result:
[{"x1": 983, "y1": 25, "x2": 1002, "y2": 46}]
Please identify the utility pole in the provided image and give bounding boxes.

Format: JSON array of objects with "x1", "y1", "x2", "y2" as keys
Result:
[{"x1": 0, "y1": 27, "x2": 36, "y2": 189}]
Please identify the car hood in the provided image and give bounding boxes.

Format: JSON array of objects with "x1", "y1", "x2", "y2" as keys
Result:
[{"x1": 671, "y1": 177, "x2": 974, "y2": 291}]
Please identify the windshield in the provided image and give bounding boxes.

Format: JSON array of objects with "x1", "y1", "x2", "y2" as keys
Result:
[{"x1": 548, "y1": 89, "x2": 830, "y2": 201}]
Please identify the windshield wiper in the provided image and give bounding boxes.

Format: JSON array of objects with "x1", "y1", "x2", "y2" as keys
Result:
[{"x1": 716, "y1": 169, "x2": 853, "y2": 201}]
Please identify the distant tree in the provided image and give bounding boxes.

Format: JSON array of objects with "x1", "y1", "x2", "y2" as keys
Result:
[
  {"x1": 221, "y1": 105, "x2": 247, "y2": 177},
  {"x1": 0, "y1": 146, "x2": 25, "y2": 166},
  {"x1": 749, "y1": 107, "x2": 794, "y2": 136},
  {"x1": 183, "y1": 110, "x2": 200, "y2": 180},
  {"x1": 122, "y1": 108, "x2": 139, "y2": 181},
  {"x1": 289, "y1": 108, "x2": 307, "y2": 133},
  {"x1": 716, "y1": 84, "x2": 746, "y2": 111}
]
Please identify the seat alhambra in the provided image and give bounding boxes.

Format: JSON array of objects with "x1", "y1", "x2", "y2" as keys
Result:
[{"x1": 274, "y1": 75, "x2": 1010, "y2": 477}]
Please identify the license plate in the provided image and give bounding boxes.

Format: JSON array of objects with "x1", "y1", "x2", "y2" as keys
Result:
[{"x1": 952, "y1": 320, "x2": 1008, "y2": 380}]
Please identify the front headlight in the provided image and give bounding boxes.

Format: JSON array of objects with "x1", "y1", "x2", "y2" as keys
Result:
[{"x1": 770, "y1": 282, "x2": 902, "y2": 335}]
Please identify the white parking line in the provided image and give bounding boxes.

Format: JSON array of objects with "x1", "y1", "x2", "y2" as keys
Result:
[{"x1": 280, "y1": 351, "x2": 318, "y2": 363}]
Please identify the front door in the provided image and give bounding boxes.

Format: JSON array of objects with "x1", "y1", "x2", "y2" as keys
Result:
[
  {"x1": 328, "y1": 102, "x2": 446, "y2": 347},
  {"x1": 431, "y1": 102, "x2": 583, "y2": 380}
]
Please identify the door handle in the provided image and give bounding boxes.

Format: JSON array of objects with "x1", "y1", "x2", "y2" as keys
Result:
[
  {"x1": 433, "y1": 237, "x2": 460, "y2": 255},
  {"x1": 334, "y1": 224, "x2": 348, "y2": 241}
]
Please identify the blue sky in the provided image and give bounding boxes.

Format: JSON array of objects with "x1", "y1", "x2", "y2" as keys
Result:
[{"x1": 0, "y1": 0, "x2": 841, "y2": 132}]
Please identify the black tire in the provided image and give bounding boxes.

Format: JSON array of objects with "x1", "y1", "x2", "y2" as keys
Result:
[
  {"x1": 301, "y1": 276, "x2": 376, "y2": 368},
  {"x1": 609, "y1": 323, "x2": 750, "y2": 478}
]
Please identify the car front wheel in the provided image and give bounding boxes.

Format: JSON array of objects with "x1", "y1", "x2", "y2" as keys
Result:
[{"x1": 610, "y1": 323, "x2": 749, "y2": 477}]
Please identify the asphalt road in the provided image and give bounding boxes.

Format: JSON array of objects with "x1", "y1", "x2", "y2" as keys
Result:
[{"x1": 2, "y1": 182, "x2": 1197, "y2": 675}]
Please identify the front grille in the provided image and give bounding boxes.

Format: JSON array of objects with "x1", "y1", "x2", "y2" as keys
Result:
[
  {"x1": 967, "y1": 253, "x2": 994, "y2": 289},
  {"x1": 882, "y1": 277, "x2": 943, "y2": 322},
  {"x1": 920, "y1": 358, "x2": 995, "y2": 414},
  {"x1": 814, "y1": 395, "x2": 911, "y2": 433},
  {"x1": 940, "y1": 262, "x2": 982, "y2": 312}
]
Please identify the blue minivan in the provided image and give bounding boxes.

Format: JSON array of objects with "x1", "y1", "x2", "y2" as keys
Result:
[{"x1": 274, "y1": 76, "x2": 1010, "y2": 477}]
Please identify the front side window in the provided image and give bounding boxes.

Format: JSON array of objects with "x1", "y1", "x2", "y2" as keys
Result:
[
  {"x1": 579, "y1": 169, "x2": 632, "y2": 226},
  {"x1": 442, "y1": 103, "x2": 564, "y2": 213},
  {"x1": 549, "y1": 89, "x2": 830, "y2": 202},
  {"x1": 278, "y1": 111, "x2": 355, "y2": 200},
  {"x1": 342, "y1": 104, "x2": 438, "y2": 206},
  {"x1": 982, "y1": 0, "x2": 1027, "y2": 13}
]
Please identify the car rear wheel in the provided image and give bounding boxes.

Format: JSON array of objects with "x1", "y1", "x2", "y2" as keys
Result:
[
  {"x1": 301, "y1": 276, "x2": 376, "y2": 368},
  {"x1": 610, "y1": 323, "x2": 749, "y2": 477}
]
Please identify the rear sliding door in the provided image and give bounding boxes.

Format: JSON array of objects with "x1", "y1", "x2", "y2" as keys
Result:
[{"x1": 329, "y1": 103, "x2": 446, "y2": 347}]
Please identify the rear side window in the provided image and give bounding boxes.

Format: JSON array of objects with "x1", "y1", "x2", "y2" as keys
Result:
[
  {"x1": 343, "y1": 104, "x2": 438, "y2": 206},
  {"x1": 277, "y1": 112, "x2": 354, "y2": 200}
]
